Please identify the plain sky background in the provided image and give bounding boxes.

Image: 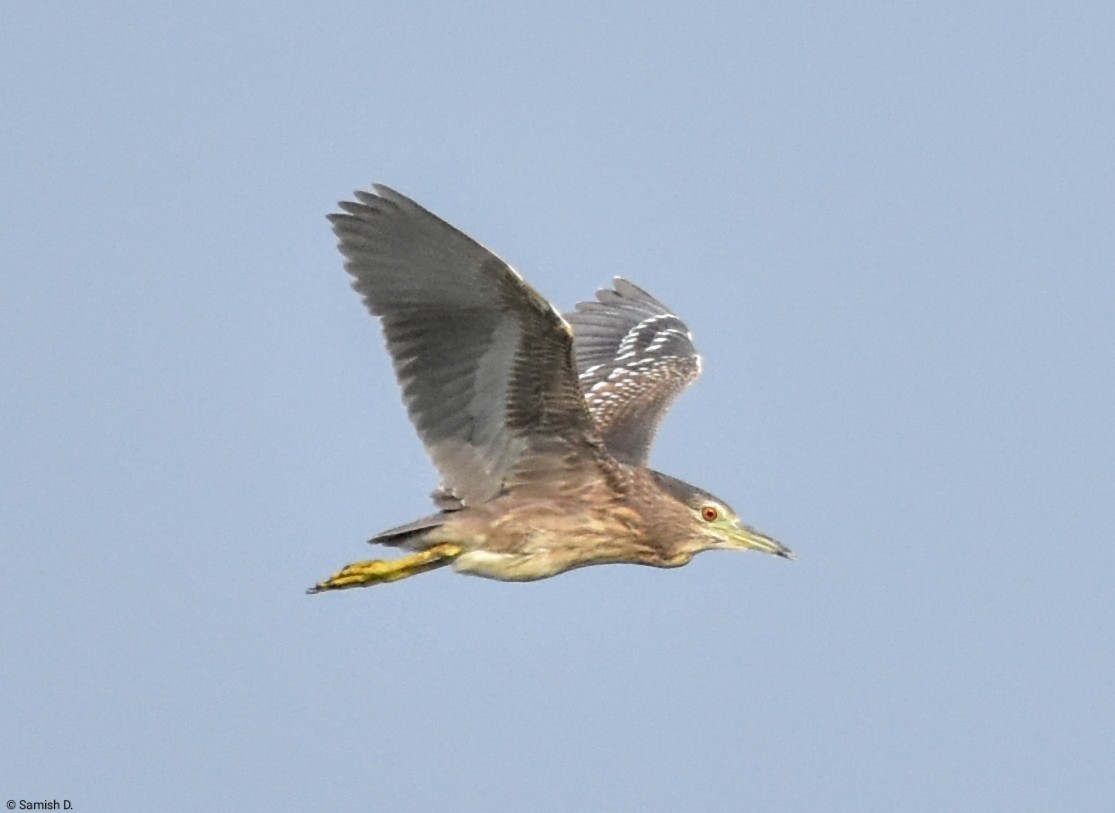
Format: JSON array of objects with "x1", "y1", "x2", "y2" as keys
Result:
[{"x1": 4, "y1": 2, "x2": 1113, "y2": 811}]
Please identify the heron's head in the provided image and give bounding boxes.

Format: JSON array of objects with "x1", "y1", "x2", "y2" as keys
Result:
[{"x1": 651, "y1": 471, "x2": 794, "y2": 559}]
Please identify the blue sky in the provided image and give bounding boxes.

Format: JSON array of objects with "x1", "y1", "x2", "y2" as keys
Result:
[{"x1": 4, "y1": 2, "x2": 1113, "y2": 810}]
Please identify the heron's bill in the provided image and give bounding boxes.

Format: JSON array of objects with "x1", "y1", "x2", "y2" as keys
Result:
[{"x1": 731, "y1": 525, "x2": 795, "y2": 559}]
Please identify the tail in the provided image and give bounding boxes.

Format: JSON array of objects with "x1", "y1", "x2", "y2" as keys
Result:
[{"x1": 370, "y1": 512, "x2": 449, "y2": 549}]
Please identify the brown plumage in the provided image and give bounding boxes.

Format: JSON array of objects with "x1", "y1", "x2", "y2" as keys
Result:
[{"x1": 309, "y1": 185, "x2": 791, "y2": 593}]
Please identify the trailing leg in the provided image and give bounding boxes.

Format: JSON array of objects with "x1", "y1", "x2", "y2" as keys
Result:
[{"x1": 307, "y1": 543, "x2": 464, "y2": 593}]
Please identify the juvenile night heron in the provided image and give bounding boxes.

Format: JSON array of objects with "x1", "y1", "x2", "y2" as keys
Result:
[{"x1": 309, "y1": 185, "x2": 792, "y2": 593}]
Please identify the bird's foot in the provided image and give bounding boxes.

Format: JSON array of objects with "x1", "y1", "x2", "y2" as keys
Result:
[{"x1": 307, "y1": 543, "x2": 463, "y2": 593}]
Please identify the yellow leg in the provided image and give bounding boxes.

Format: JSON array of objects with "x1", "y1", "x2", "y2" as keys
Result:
[{"x1": 307, "y1": 543, "x2": 464, "y2": 594}]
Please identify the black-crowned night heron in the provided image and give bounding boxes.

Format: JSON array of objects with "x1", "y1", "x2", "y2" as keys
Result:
[{"x1": 309, "y1": 185, "x2": 792, "y2": 593}]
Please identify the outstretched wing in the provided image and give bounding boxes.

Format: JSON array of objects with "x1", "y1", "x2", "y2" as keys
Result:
[
  {"x1": 565, "y1": 278, "x2": 701, "y2": 465},
  {"x1": 329, "y1": 185, "x2": 601, "y2": 505}
]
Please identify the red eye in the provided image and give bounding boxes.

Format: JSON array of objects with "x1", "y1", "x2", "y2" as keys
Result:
[{"x1": 701, "y1": 505, "x2": 718, "y2": 522}]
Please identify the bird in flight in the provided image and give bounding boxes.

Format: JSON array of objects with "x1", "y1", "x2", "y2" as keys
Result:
[{"x1": 309, "y1": 185, "x2": 792, "y2": 593}]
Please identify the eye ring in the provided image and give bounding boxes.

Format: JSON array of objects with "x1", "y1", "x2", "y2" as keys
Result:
[{"x1": 701, "y1": 505, "x2": 719, "y2": 522}]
